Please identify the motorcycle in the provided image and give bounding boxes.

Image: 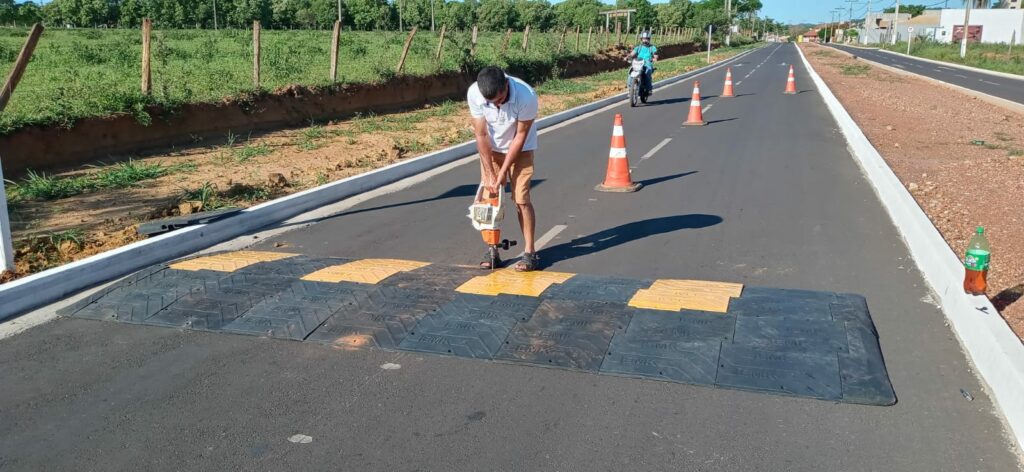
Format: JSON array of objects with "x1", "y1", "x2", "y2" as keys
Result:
[{"x1": 627, "y1": 59, "x2": 651, "y2": 107}]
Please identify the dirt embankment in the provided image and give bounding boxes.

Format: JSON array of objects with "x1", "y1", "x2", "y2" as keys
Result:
[
  {"x1": 1, "y1": 43, "x2": 702, "y2": 176},
  {"x1": 800, "y1": 43, "x2": 1024, "y2": 339}
]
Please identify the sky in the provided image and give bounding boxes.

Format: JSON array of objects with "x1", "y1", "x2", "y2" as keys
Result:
[{"x1": 760, "y1": 0, "x2": 974, "y2": 26}]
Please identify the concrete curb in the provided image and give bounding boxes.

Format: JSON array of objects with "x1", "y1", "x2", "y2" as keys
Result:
[
  {"x1": 0, "y1": 47, "x2": 759, "y2": 322},
  {"x1": 822, "y1": 44, "x2": 1024, "y2": 116},
  {"x1": 875, "y1": 48, "x2": 1024, "y2": 81},
  {"x1": 796, "y1": 44, "x2": 1024, "y2": 453}
]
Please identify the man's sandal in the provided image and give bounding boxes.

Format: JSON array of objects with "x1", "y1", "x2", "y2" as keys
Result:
[
  {"x1": 514, "y1": 253, "x2": 540, "y2": 272},
  {"x1": 480, "y1": 252, "x2": 501, "y2": 270}
]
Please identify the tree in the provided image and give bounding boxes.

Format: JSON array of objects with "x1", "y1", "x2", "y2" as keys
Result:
[
  {"x1": 346, "y1": 0, "x2": 393, "y2": 29},
  {"x1": 476, "y1": 0, "x2": 515, "y2": 31},
  {"x1": 883, "y1": 4, "x2": 927, "y2": 17},
  {"x1": 227, "y1": 0, "x2": 272, "y2": 27},
  {"x1": 514, "y1": 0, "x2": 553, "y2": 30},
  {"x1": 615, "y1": 0, "x2": 655, "y2": 32},
  {"x1": 440, "y1": 0, "x2": 474, "y2": 29},
  {"x1": 0, "y1": 0, "x2": 15, "y2": 25},
  {"x1": 40, "y1": 0, "x2": 64, "y2": 26},
  {"x1": 654, "y1": 0, "x2": 690, "y2": 28},
  {"x1": 553, "y1": 0, "x2": 601, "y2": 29},
  {"x1": 17, "y1": 1, "x2": 43, "y2": 25}
]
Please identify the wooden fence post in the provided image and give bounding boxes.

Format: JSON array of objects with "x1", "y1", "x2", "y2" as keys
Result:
[
  {"x1": 615, "y1": 21, "x2": 621, "y2": 47},
  {"x1": 586, "y1": 26, "x2": 592, "y2": 51},
  {"x1": 575, "y1": 25, "x2": 580, "y2": 52},
  {"x1": 396, "y1": 26, "x2": 418, "y2": 74},
  {"x1": 435, "y1": 24, "x2": 446, "y2": 61},
  {"x1": 500, "y1": 28, "x2": 512, "y2": 54},
  {"x1": 0, "y1": 23, "x2": 43, "y2": 273},
  {"x1": 557, "y1": 27, "x2": 567, "y2": 53},
  {"x1": 330, "y1": 21, "x2": 341, "y2": 82},
  {"x1": 522, "y1": 25, "x2": 530, "y2": 52},
  {"x1": 470, "y1": 25, "x2": 478, "y2": 56},
  {"x1": 141, "y1": 19, "x2": 152, "y2": 95},
  {"x1": 253, "y1": 20, "x2": 261, "y2": 87}
]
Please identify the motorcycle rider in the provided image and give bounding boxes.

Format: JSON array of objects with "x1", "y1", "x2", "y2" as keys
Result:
[{"x1": 625, "y1": 30, "x2": 658, "y2": 95}]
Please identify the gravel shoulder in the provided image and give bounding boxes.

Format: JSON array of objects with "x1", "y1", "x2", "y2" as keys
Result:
[{"x1": 801, "y1": 43, "x2": 1024, "y2": 340}]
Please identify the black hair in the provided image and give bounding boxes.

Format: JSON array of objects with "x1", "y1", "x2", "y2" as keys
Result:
[{"x1": 477, "y1": 66, "x2": 507, "y2": 100}]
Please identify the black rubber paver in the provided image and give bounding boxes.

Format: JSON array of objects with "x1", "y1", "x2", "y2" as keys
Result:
[
  {"x1": 306, "y1": 286, "x2": 451, "y2": 349},
  {"x1": 494, "y1": 299, "x2": 630, "y2": 370}
]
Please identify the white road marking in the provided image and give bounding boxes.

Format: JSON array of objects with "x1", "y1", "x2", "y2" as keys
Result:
[
  {"x1": 381, "y1": 363, "x2": 401, "y2": 370},
  {"x1": 702, "y1": 104, "x2": 713, "y2": 113},
  {"x1": 288, "y1": 435, "x2": 313, "y2": 444},
  {"x1": 938, "y1": 66, "x2": 954, "y2": 71},
  {"x1": 892, "y1": 64, "x2": 906, "y2": 69},
  {"x1": 736, "y1": 80, "x2": 743, "y2": 85},
  {"x1": 954, "y1": 74, "x2": 968, "y2": 78},
  {"x1": 516, "y1": 224, "x2": 568, "y2": 258},
  {"x1": 981, "y1": 80, "x2": 1000, "y2": 86},
  {"x1": 641, "y1": 138, "x2": 672, "y2": 160}
]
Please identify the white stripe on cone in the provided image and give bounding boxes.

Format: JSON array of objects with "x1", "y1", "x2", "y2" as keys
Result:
[
  {"x1": 691, "y1": 99, "x2": 701, "y2": 107},
  {"x1": 609, "y1": 148, "x2": 627, "y2": 158},
  {"x1": 612, "y1": 126, "x2": 624, "y2": 136}
]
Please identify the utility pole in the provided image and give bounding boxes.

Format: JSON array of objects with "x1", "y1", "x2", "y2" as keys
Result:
[
  {"x1": 960, "y1": 0, "x2": 972, "y2": 58},
  {"x1": 213, "y1": 0, "x2": 218, "y2": 30},
  {"x1": 430, "y1": 0, "x2": 435, "y2": 32},
  {"x1": 864, "y1": 0, "x2": 871, "y2": 44},
  {"x1": 337, "y1": 0, "x2": 342, "y2": 23},
  {"x1": 891, "y1": 0, "x2": 900, "y2": 45}
]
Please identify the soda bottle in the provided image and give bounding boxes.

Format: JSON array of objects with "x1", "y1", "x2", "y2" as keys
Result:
[{"x1": 963, "y1": 226, "x2": 990, "y2": 295}]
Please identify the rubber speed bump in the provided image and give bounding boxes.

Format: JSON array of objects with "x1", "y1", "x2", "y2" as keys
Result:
[
  {"x1": 301, "y1": 259, "x2": 430, "y2": 284},
  {"x1": 169, "y1": 251, "x2": 297, "y2": 272},
  {"x1": 455, "y1": 269, "x2": 575, "y2": 297},
  {"x1": 628, "y1": 279, "x2": 743, "y2": 313}
]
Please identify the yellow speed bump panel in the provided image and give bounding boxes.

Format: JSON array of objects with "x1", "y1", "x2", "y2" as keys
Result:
[
  {"x1": 456, "y1": 270, "x2": 576, "y2": 297},
  {"x1": 629, "y1": 279, "x2": 744, "y2": 313},
  {"x1": 169, "y1": 251, "x2": 298, "y2": 272},
  {"x1": 301, "y1": 259, "x2": 430, "y2": 284}
]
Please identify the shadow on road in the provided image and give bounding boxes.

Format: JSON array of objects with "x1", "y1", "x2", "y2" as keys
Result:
[
  {"x1": 288, "y1": 179, "x2": 547, "y2": 226},
  {"x1": 637, "y1": 171, "x2": 697, "y2": 187},
  {"x1": 993, "y1": 283, "x2": 1024, "y2": 311},
  {"x1": 539, "y1": 214, "x2": 723, "y2": 268},
  {"x1": 706, "y1": 118, "x2": 738, "y2": 125},
  {"x1": 645, "y1": 96, "x2": 689, "y2": 106}
]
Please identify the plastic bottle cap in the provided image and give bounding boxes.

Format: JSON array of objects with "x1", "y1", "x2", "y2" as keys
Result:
[{"x1": 976, "y1": 226, "x2": 984, "y2": 234}]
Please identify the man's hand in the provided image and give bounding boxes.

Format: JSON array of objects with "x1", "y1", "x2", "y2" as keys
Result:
[{"x1": 485, "y1": 173, "x2": 505, "y2": 197}]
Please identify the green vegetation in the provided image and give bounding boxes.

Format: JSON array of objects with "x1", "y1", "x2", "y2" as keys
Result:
[
  {"x1": 8, "y1": 158, "x2": 195, "y2": 201},
  {"x1": 883, "y1": 41, "x2": 1024, "y2": 76},
  {"x1": 840, "y1": 64, "x2": 871, "y2": 76}
]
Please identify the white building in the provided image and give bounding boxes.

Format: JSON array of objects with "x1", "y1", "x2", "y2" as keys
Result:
[{"x1": 933, "y1": 8, "x2": 1024, "y2": 44}]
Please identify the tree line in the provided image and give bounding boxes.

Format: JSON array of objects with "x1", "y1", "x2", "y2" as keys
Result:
[{"x1": 1, "y1": 0, "x2": 782, "y2": 35}]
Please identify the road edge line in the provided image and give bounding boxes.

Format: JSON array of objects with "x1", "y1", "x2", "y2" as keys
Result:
[
  {"x1": 0, "y1": 47, "x2": 760, "y2": 323},
  {"x1": 797, "y1": 44, "x2": 1024, "y2": 454},
  {"x1": 824, "y1": 44, "x2": 1024, "y2": 115}
]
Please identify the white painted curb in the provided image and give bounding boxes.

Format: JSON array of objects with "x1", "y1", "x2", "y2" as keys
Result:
[
  {"x1": 0, "y1": 47, "x2": 758, "y2": 321},
  {"x1": 876, "y1": 48, "x2": 1024, "y2": 82},
  {"x1": 796, "y1": 44, "x2": 1024, "y2": 452}
]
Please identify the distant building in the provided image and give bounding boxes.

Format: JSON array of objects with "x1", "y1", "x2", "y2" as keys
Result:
[
  {"x1": 998, "y1": 0, "x2": 1020, "y2": 9},
  {"x1": 858, "y1": 8, "x2": 1024, "y2": 45}
]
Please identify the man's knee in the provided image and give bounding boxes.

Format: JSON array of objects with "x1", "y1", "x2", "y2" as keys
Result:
[{"x1": 516, "y1": 202, "x2": 534, "y2": 214}]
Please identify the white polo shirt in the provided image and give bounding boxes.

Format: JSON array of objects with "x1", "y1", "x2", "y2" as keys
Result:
[{"x1": 467, "y1": 76, "x2": 539, "y2": 153}]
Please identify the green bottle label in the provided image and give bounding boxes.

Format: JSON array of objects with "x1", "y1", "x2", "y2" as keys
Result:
[{"x1": 964, "y1": 249, "x2": 990, "y2": 271}]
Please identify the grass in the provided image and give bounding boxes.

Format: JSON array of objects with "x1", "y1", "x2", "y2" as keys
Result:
[
  {"x1": 48, "y1": 229, "x2": 85, "y2": 249},
  {"x1": 0, "y1": 28, "x2": 688, "y2": 135},
  {"x1": 8, "y1": 158, "x2": 195, "y2": 201},
  {"x1": 882, "y1": 41, "x2": 1024, "y2": 76},
  {"x1": 840, "y1": 64, "x2": 871, "y2": 76}
]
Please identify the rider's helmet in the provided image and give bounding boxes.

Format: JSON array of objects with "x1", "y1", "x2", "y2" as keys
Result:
[{"x1": 640, "y1": 31, "x2": 652, "y2": 43}]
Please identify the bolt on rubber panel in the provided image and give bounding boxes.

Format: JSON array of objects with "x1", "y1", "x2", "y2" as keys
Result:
[
  {"x1": 716, "y1": 344, "x2": 843, "y2": 401},
  {"x1": 625, "y1": 308, "x2": 737, "y2": 343},
  {"x1": 493, "y1": 300, "x2": 631, "y2": 370},
  {"x1": 168, "y1": 251, "x2": 299, "y2": 272},
  {"x1": 539, "y1": 275, "x2": 653, "y2": 303},
  {"x1": 232, "y1": 255, "x2": 351, "y2": 278},
  {"x1": 839, "y1": 323, "x2": 897, "y2": 405},
  {"x1": 398, "y1": 294, "x2": 541, "y2": 358},
  {"x1": 305, "y1": 286, "x2": 452, "y2": 350},
  {"x1": 733, "y1": 317, "x2": 849, "y2": 354},
  {"x1": 68, "y1": 269, "x2": 221, "y2": 322},
  {"x1": 601, "y1": 338, "x2": 722, "y2": 385},
  {"x1": 379, "y1": 263, "x2": 481, "y2": 292}
]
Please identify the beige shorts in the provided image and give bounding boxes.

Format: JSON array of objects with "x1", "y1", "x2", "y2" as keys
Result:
[{"x1": 488, "y1": 150, "x2": 534, "y2": 204}]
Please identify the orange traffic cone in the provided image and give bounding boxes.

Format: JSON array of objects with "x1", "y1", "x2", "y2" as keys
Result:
[
  {"x1": 722, "y1": 67, "x2": 735, "y2": 97},
  {"x1": 595, "y1": 114, "x2": 642, "y2": 193},
  {"x1": 784, "y1": 65, "x2": 797, "y2": 94},
  {"x1": 683, "y1": 81, "x2": 706, "y2": 127}
]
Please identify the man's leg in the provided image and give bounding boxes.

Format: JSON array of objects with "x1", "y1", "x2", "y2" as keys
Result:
[{"x1": 517, "y1": 202, "x2": 536, "y2": 254}]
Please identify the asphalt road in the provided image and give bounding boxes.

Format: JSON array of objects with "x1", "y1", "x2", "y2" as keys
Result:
[
  {"x1": 1, "y1": 43, "x2": 1020, "y2": 471},
  {"x1": 829, "y1": 43, "x2": 1024, "y2": 105}
]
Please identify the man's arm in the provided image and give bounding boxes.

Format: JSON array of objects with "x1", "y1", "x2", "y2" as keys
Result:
[
  {"x1": 490, "y1": 119, "x2": 535, "y2": 191},
  {"x1": 472, "y1": 116, "x2": 496, "y2": 191}
]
